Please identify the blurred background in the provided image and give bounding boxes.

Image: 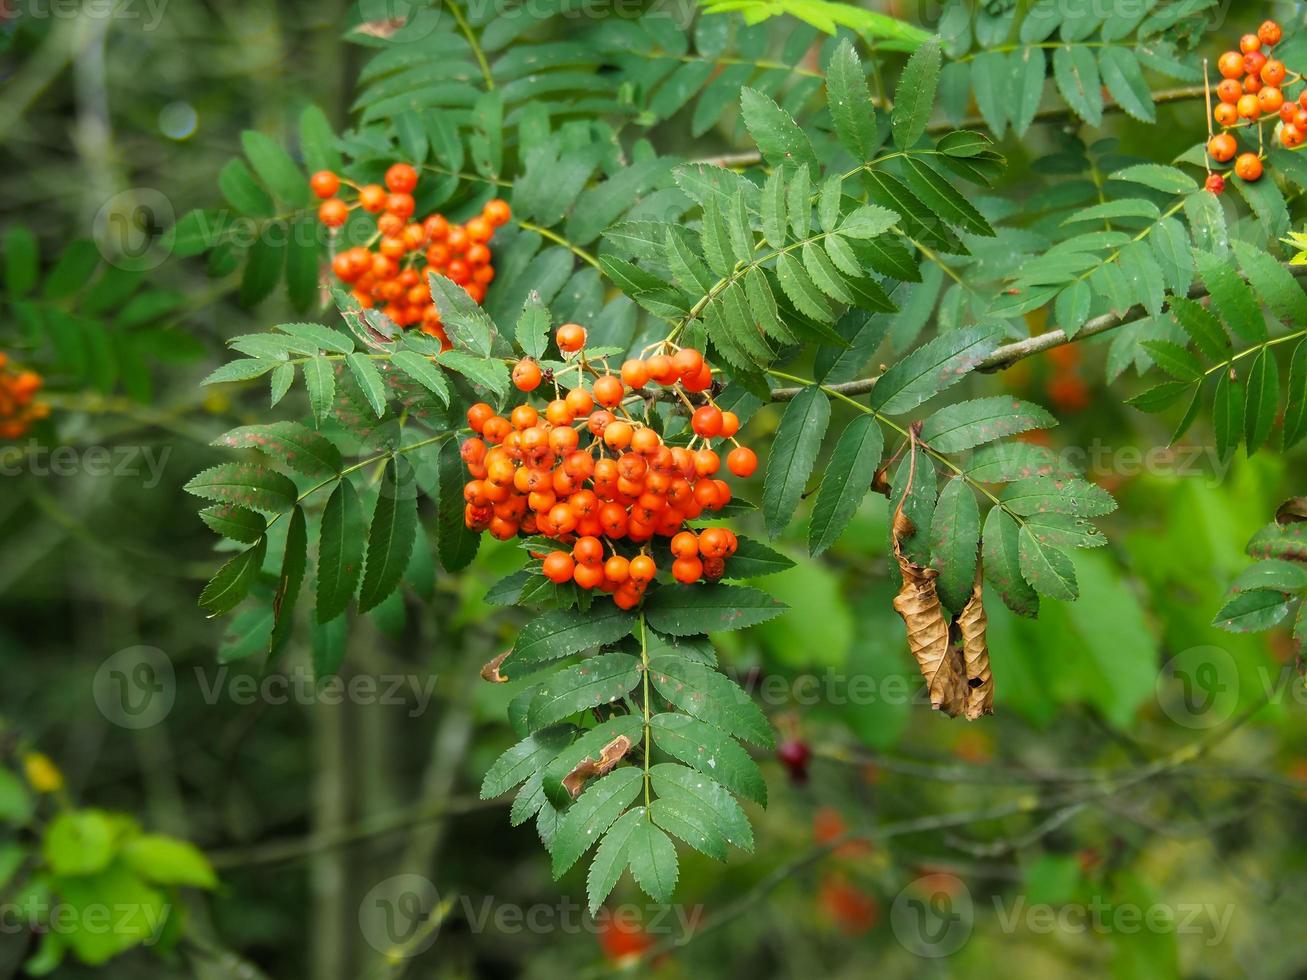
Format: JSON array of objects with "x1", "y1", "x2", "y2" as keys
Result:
[{"x1": 1, "y1": 0, "x2": 1306, "y2": 977}]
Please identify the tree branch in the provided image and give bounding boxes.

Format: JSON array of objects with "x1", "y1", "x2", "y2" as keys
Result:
[{"x1": 766, "y1": 262, "x2": 1307, "y2": 401}]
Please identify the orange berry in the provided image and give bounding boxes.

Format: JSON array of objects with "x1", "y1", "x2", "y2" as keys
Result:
[
  {"x1": 1262, "y1": 59, "x2": 1286, "y2": 86},
  {"x1": 359, "y1": 184, "x2": 386, "y2": 212},
  {"x1": 1282, "y1": 123, "x2": 1304, "y2": 147},
  {"x1": 424, "y1": 214, "x2": 449, "y2": 241},
  {"x1": 1244, "y1": 73, "x2": 1263, "y2": 94},
  {"x1": 484, "y1": 198, "x2": 512, "y2": 227},
  {"x1": 1217, "y1": 78, "x2": 1243, "y2": 104},
  {"x1": 1208, "y1": 132, "x2": 1238, "y2": 162},
  {"x1": 1244, "y1": 50, "x2": 1267, "y2": 77},
  {"x1": 1240, "y1": 33, "x2": 1262, "y2": 54},
  {"x1": 385, "y1": 163, "x2": 418, "y2": 193},
  {"x1": 1218, "y1": 51, "x2": 1245, "y2": 79},
  {"x1": 510, "y1": 404, "x2": 538, "y2": 430},
  {"x1": 604, "y1": 555, "x2": 630, "y2": 583},
  {"x1": 604, "y1": 420, "x2": 633, "y2": 450},
  {"x1": 691, "y1": 405, "x2": 723, "y2": 438},
  {"x1": 564, "y1": 387, "x2": 594, "y2": 416},
  {"x1": 631, "y1": 427, "x2": 661, "y2": 455},
  {"x1": 466, "y1": 216, "x2": 494, "y2": 243},
  {"x1": 671, "y1": 531, "x2": 699, "y2": 558},
  {"x1": 1259, "y1": 85, "x2": 1284, "y2": 114},
  {"x1": 727, "y1": 446, "x2": 757, "y2": 477},
  {"x1": 629, "y1": 555, "x2": 656, "y2": 583},
  {"x1": 1279, "y1": 102, "x2": 1298, "y2": 123},
  {"x1": 646, "y1": 354, "x2": 677, "y2": 385},
  {"x1": 572, "y1": 535, "x2": 604, "y2": 565},
  {"x1": 1259, "y1": 20, "x2": 1282, "y2": 46},
  {"x1": 542, "y1": 551, "x2": 575, "y2": 583},
  {"x1": 556, "y1": 323, "x2": 586, "y2": 353},
  {"x1": 318, "y1": 198, "x2": 348, "y2": 227},
  {"x1": 574, "y1": 561, "x2": 605, "y2": 590},
  {"x1": 694, "y1": 449, "x2": 720, "y2": 476},
  {"x1": 698, "y1": 527, "x2": 729, "y2": 559},
  {"x1": 1235, "y1": 152, "x2": 1263, "y2": 181},
  {"x1": 672, "y1": 347, "x2": 704, "y2": 379},
  {"x1": 593, "y1": 375, "x2": 625, "y2": 408},
  {"x1": 682, "y1": 361, "x2": 713, "y2": 393},
  {"x1": 512, "y1": 358, "x2": 542, "y2": 392},
  {"x1": 672, "y1": 556, "x2": 703, "y2": 584},
  {"x1": 310, "y1": 170, "x2": 340, "y2": 199},
  {"x1": 1237, "y1": 94, "x2": 1261, "y2": 120},
  {"x1": 621, "y1": 359, "x2": 651, "y2": 388},
  {"x1": 719, "y1": 410, "x2": 739, "y2": 438},
  {"x1": 385, "y1": 193, "x2": 415, "y2": 219}
]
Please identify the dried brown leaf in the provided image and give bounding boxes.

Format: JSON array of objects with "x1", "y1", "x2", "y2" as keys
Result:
[
  {"x1": 1276, "y1": 497, "x2": 1307, "y2": 524},
  {"x1": 955, "y1": 574, "x2": 993, "y2": 720},
  {"x1": 480, "y1": 651, "x2": 510, "y2": 684},
  {"x1": 561, "y1": 736, "x2": 633, "y2": 798}
]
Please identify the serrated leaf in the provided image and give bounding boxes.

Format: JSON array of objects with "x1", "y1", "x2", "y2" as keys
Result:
[
  {"x1": 276, "y1": 322, "x2": 354, "y2": 354},
  {"x1": 892, "y1": 37, "x2": 941, "y2": 148},
  {"x1": 900, "y1": 156, "x2": 994, "y2": 236},
  {"x1": 649, "y1": 763, "x2": 753, "y2": 852},
  {"x1": 199, "y1": 537, "x2": 266, "y2": 615},
  {"x1": 270, "y1": 505, "x2": 308, "y2": 657},
  {"x1": 809, "y1": 415, "x2": 883, "y2": 556},
  {"x1": 202, "y1": 358, "x2": 278, "y2": 385},
  {"x1": 481, "y1": 725, "x2": 577, "y2": 800},
  {"x1": 436, "y1": 349, "x2": 508, "y2": 398},
  {"x1": 302, "y1": 357, "x2": 336, "y2": 428},
  {"x1": 1098, "y1": 47, "x2": 1154, "y2": 122},
  {"x1": 1112, "y1": 164, "x2": 1196, "y2": 194},
  {"x1": 1141, "y1": 340, "x2": 1203, "y2": 381},
  {"x1": 760, "y1": 169, "x2": 788, "y2": 249},
  {"x1": 185, "y1": 463, "x2": 297, "y2": 513},
  {"x1": 1233, "y1": 241, "x2": 1307, "y2": 327},
  {"x1": 648, "y1": 656, "x2": 773, "y2": 748},
  {"x1": 1195, "y1": 250, "x2": 1265, "y2": 343},
  {"x1": 1244, "y1": 347, "x2": 1280, "y2": 454},
  {"x1": 345, "y1": 353, "x2": 387, "y2": 417},
  {"x1": 1213, "y1": 371, "x2": 1244, "y2": 463},
  {"x1": 1017, "y1": 525, "x2": 1078, "y2": 600},
  {"x1": 357, "y1": 460, "x2": 418, "y2": 614},
  {"x1": 213, "y1": 421, "x2": 342, "y2": 477},
  {"x1": 586, "y1": 806, "x2": 644, "y2": 913},
  {"x1": 390, "y1": 350, "x2": 451, "y2": 404},
  {"x1": 762, "y1": 385, "x2": 830, "y2": 536},
  {"x1": 200, "y1": 504, "x2": 266, "y2": 543},
  {"x1": 929, "y1": 478, "x2": 980, "y2": 613},
  {"x1": 723, "y1": 537, "x2": 795, "y2": 578},
  {"x1": 649, "y1": 795, "x2": 727, "y2": 860},
  {"x1": 316, "y1": 479, "x2": 364, "y2": 622},
  {"x1": 642, "y1": 584, "x2": 787, "y2": 636},
  {"x1": 920, "y1": 396, "x2": 1056, "y2": 452},
  {"x1": 1212, "y1": 589, "x2": 1293, "y2": 632},
  {"x1": 269, "y1": 362, "x2": 294, "y2": 406},
  {"x1": 1002, "y1": 477, "x2": 1116, "y2": 517},
  {"x1": 1169, "y1": 295, "x2": 1230, "y2": 361},
  {"x1": 428, "y1": 272, "x2": 496, "y2": 357},
  {"x1": 506, "y1": 605, "x2": 636, "y2": 669},
  {"x1": 838, "y1": 204, "x2": 899, "y2": 239},
  {"x1": 982, "y1": 506, "x2": 1039, "y2": 617},
  {"x1": 551, "y1": 768, "x2": 643, "y2": 877},
  {"x1": 1284, "y1": 340, "x2": 1307, "y2": 449},
  {"x1": 827, "y1": 38, "x2": 881, "y2": 161},
  {"x1": 740, "y1": 87, "x2": 818, "y2": 174},
  {"x1": 648, "y1": 713, "x2": 766, "y2": 805},
  {"x1": 869, "y1": 324, "x2": 999, "y2": 415},
  {"x1": 625, "y1": 816, "x2": 678, "y2": 903},
  {"x1": 527, "y1": 653, "x2": 642, "y2": 730},
  {"x1": 1053, "y1": 44, "x2": 1102, "y2": 126}
]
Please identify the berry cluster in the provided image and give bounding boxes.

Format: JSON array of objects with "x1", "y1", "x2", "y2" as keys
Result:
[
  {"x1": 0, "y1": 354, "x2": 46, "y2": 439},
  {"x1": 310, "y1": 163, "x2": 509, "y2": 345},
  {"x1": 1205, "y1": 19, "x2": 1296, "y2": 191},
  {"x1": 460, "y1": 327, "x2": 760, "y2": 609}
]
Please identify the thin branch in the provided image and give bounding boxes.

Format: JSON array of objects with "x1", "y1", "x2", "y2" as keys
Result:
[{"x1": 766, "y1": 262, "x2": 1307, "y2": 401}]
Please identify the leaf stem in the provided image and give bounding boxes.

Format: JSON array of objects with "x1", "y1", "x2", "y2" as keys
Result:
[
  {"x1": 517, "y1": 220, "x2": 603, "y2": 271},
  {"x1": 638, "y1": 612, "x2": 652, "y2": 808},
  {"x1": 446, "y1": 0, "x2": 494, "y2": 91}
]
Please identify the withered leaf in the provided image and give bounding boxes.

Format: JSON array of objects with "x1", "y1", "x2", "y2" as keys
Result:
[
  {"x1": 1276, "y1": 497, "x2": 1307, "y2": 524},
  {"x1": 561, "y1": 735, "x2": 633, "y2": 798},
  {"x1": 481, "y1": 651, "x2": 510, "y2": 683},
  {"x1": 956, "y1": 574, "x2": 993, "y2": 720}
]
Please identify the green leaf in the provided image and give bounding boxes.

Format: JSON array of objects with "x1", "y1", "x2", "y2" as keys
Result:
[
  {"x1": 358, "y1": 460, "x2": 418, "y2": 614},
  {"x1": 1111, "y1": 164, "x2": 1196, "y2": 194},
  {"x1": 428, "y1": 272, "x2": 497, "y2": 357},
  {"x1": 1169, "y1": 295, "x2": 1230, "y2": 361},
  {"x1": 1002, "y1": 477, "x2": 1116, "y2": 517},
  {"x1": 937, "y1": 130, "x2": 992, "y2": 157},
  {"x1": 723, "y1": 537, "x2": 796, "y2": 578},
  {"x1": 199, "y1": 504, "x2": 266, "y2": 543},
  {"x1": 241, "y1": 130, "x2": 308, "y2": 206},
  {"x1": 122, "y1": 835, "x2": 218, "y2": 889},
  {"x1": 201, "y1": 358, "x2": 278, "y2": 385},
  {"x1": 516, "y1": 292, "x2": 551, "y2": 360},
  {"x1": 44, "y1": 811, "x2": 114, "y2": 876},
  {"x1": 270, "y1": 505, "x2": 308, "y2": 658},
  {"x1": 218, "y1": 158, "x2": 273, "y2": 216},
  {"x1": 527, "y1": 653, "x2": 642, "y2": 730},
  {"x1": 481, "y1": 726, "x2": 577, "y2": 800},
  {"x1": 1195, "y1": 250, "x2": 1266, "y2": 342},
  {"x1": 4, "y1": 225, "x2": 38, "y2": 297},
  {"x1": 302, "y1": 357, "x2": 336, "y2": 428},
  {"x1": 626, "y1": 815, "x2": 679, "y2": 903},
  {"x1": 649, "y1": 795, "x2": 727, "y2": 860},
  {"x1": 199, "y1": 537, "x2": 266, "y2": 616},
  {"x1": 776, "y1": 251, "x2": 832, "y2": 321},
  {"x1": 648, "y1": 713, "x2": 766, "y2": 805},
  {"x1": 1228, "y1": 558, "x2": 1307, "y2": 593},
  {"x1": 299, "y1": 104, "x2": 342, "y2": 174},
  {"x1": 891, "y1": 37, "x2": 941, "y2": 148},
  {"x1": 1128, "y1": 380, "x2": 1192, "y2": 413},
  {"x1": 838, "y1": 204, "x2": 899, "y2": 239},
  {"x1": 345, "y1": 353, "x2": 388, "y2": 417},
  {"x1": 1244, "y1": 347, "x2": 1280, "y2": 454},
  {"x1": 1213, "y1": 371, "x2": 1244, "y2": 463},
  {"x1": 586, "y1": 806, "x2": 645, "y2": 913},
  {"x1": 930, "y1": 478, "x2": 980, "y2": 612},
  {"x1": 277, "y1": 322, "x2": 354, "y2": 354},
  {"x1": 213, "y1": 421, "x2": 342, "y2": 477},
  {"x1": 762, "y1": 386, "x2": 830, "y2": 537},
  {"x1": 1284, "y1": 340, "x2": 1307, "y2": 449},
  {"x1": 869, "y1": 324, "x2": 999, "y2": 415},
  {"x1": 435, "y1": 437, "x2": 479, "y2": 572},
  {"x1": 900, "y1": 156, "x2": 994, "y2": 236},
  {"x1": 316, "y1": 479, "x2": 364, "y2": 622},
  {"x1": 1141, "y1": 340, "x2": 1203, "y2": 381},
  {"x1": 809, "y1": 415, "x2": 883, "y2": 557},
  {"x1": 390, "y1": 350, "x2": 451, "y2": 404},
  {"x1": 551, "y1": 768, "x2": 643, "y2": 877},
  {"x1": 740, "y1": 88, "x2": 818, "y2": 174},
  {"x1": 648, "y1": 656, "x2": 773, "y2": 748},
  {"x1": 1212, "y1": 589, "x2": 1292, "y2": 632},
  {"x1": 1012, "y1": 47, "x2": 1047, "y2": 137},
  {"x1": 642, "y1": 584, "x2": 787, "y2": 636},
  {"x1": 920, "y1": 396, "x2": 1056, "y2": 452},
  {"x1": 982, "y1": 506, "x2": 1039, "y2": 617},
  {"x1": 506, "y1": 605, "x2": 636, "y2": 669},
  {"x1": 649, "y1": 763, "x2": 753, "y2": 851},
  {"x1": 269, "y1": 362, "x2": 294, "y2": 406},
  {"x1": 1097, "y1": 48, "x2": 1154, "y2": 122},
  {"x1": 1052, "y1": 44, "x2": 1102, "y2": 126},
  {"x1": 826, "y1": 38, "x2": 881, "y2": 161},
  {"x1": 1233, "y1": 241, "x2": 1307, "y2": 326},
  {"x1": 185, "y1": 463, "x2": 297, "y2": 513},
  {"x1": 1017, "y1": 526, "x2": 1078, "y2": 601},
  {"x1": 436, "y1": 350, "x2": 508, "y2": 398}
]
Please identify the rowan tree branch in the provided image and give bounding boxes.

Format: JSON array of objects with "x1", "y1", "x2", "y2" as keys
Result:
[
  {"x1": 691, "y1": 86, "x2": 1207, "y2": 170},
  {"x1": 766, "y1": 261, "x2": 1307, "y2": 401}
]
